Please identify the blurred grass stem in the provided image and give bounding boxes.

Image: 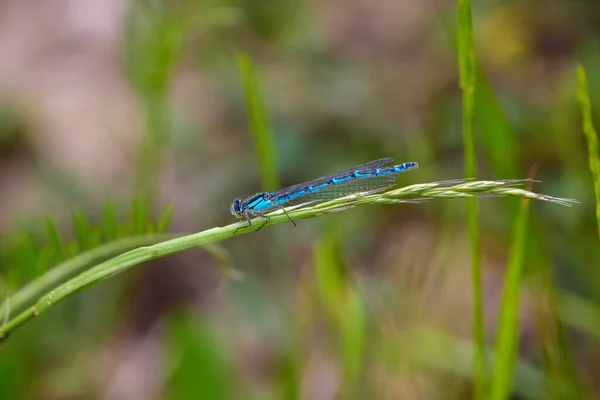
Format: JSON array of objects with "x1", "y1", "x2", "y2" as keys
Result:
[
  {"x1": 0, "y1": 179, "x2": 576, "y2": 342},
  {"x1": 457, "y1": 0, "x2": 486, "y2": 396},
  {"x1": 576, "y1": 65, "x2": 600, "y2": 244}
]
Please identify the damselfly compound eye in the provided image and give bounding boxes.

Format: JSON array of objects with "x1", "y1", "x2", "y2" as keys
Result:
[{"x1": 231, "y1": 198, "x2": 244, "y2": 217}]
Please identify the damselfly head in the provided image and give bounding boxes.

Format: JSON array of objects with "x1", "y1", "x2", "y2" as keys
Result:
[{"x1": 231, "y1": 198, "x2": 244, "y2": 217}]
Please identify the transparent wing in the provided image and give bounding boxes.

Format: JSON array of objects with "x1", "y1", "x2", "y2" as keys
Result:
[
  {"x1": 336, "y1": 157, "x2": 395, "y2": 175},
  {"x1": 271, "y1": 158, "x2": 396, "y2": 199},
  {"x1": 298, "y1": 173, "x2": 400, "y2": 202}
]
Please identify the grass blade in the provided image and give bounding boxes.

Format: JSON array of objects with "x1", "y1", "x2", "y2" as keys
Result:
[
  {"x1": 17, "y1": 234, "x2": 37, "y2": 283},
  {"x1": 158, "y1": 203, "x2": 175, "y2": 233},
  {"x1": 236, "y1": 53, "x2": 280, "y2": 191},
  {"x1": 1, "y1": 295, "x2": 9, "y2": 328},
  {"x1": 103, "y1": 201, "x2": 119, "y2": 241},
  {"x1": 457, "y1": 0, "x2": 486, "y2": 396},
  {"x1": 45, "y1": 217, "x2": 64, "y2": 263},
  {"x1": 395, "y1": 327, "x2": 547, "y2": 399},
  {"x1": 73, "y1": 208, "x2": 91, "y2": 251},
  {"x1": 131, "y1": 197, "x2": 149, "y2": 234},
  {"x1": 0, "y1": 179, "x2": 575, "y2": 342},
  {"x1": 535, "y1": 272, "x2": 589, "y2": 397},
  {"x1": 314, "y1": 237, "x2": 366, "y2": 394},
  {"x1": 576, "y1": 65, "x2": 600, "y2": 244},
  {"x1": 166, "y1": 313, "x2": 232, "y2": 399},
  {"x1": 0, "y1": 233, "x2": 175, "y2": 317},
  {"x1": 490, "y1": 195, "x2": 530, "y2": 399}
]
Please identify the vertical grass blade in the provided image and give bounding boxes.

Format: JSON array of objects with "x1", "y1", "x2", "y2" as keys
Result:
[
  {"x1": 73, "y1": 208, "x2": 91, "y2": 251},
  {"x1": 314, "y1": 237, "x2": 366, "y2": 395},
  {"x1": 535, "y1": 272, "x2": 588, "y2": 397},
  {"x1": 17, "y1": 234, "x2": 37, "y2": 283},
  {"x1": 475, "y1": 72, "x2": 518, "y2": 179},
  {"x1": 576, "y1": 65, "x2": 600, "y2": 244},
  {"x1": 457, "y1": 0, "x2": 486, "y2": 396},
  {"x1": 131, "y1": 197, "x2": 149, "y2": 234},
  {"x1": 457, "y1": 0, "x2": 476, "y2": 96},
  {"x1": 122, "y1": 1, "x2": 188, "y2": 203},
  {"x1": 166, "y1": 313, "x2": 232, "y2": 400},
  {"x1": 1, "y1": 295, "x2": 9, "y2": 328},
  {"x1": 103, "y1": 201, "x2": 119, "y2": 241},
  {"x1": 158, "y1": 203, "x2": 175, "y2": 233},
  {"x1": 0, "y1": 180, "x2": 576, "y2": 342},
  {"x1": 0, "y1": 234, "x2": 173, "y2": 316},
  {"x1": 236, "y1": 53, "x2": 280, "y2": 191},
  {"x1": 236, "y1": 52, "x2": 286, "y2": 276},
  {"x1": 45, "y1": 217, "x2": 64, "y2": 263},
  {"x1": 490, "y1": 197, "x2": 530, "y2": 400}
]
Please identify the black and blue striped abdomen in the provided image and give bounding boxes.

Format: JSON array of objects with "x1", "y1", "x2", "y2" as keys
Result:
[
  {"x1": 271, "y1": 161, "x2": 418, "y2": 205},
  {"x1": 235, "y1": 159, "x2": 418, "y2": 218}
]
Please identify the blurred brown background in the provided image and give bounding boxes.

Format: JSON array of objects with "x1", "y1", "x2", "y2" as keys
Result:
[{"x1": 1, "y1": 0, "x2": 599, "y2": 399}]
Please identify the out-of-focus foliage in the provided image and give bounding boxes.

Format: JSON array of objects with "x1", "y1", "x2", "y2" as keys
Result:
[{"x1": 0, "y1": 0, "x2": 599, "y2": 399}]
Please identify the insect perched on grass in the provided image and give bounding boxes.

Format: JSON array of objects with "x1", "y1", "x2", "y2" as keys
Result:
[{"x1": 231, "y1": 158, "x2": 419, "y2": 231}]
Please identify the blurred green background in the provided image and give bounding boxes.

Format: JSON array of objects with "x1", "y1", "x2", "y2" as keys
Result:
[{"x1": 0, "y1": 0, "x2": 599, "y2": 399}]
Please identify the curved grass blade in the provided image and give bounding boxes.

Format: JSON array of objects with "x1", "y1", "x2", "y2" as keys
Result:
[
  {"x1": 576, "y1": 65, "x2": 600, "y2": 244},
  {"x1": 0, "y1": 234, "x2": 175, "y2": 316},
  {"x1": 0, "y1": 180, "x2": 576, "y2": 342}
]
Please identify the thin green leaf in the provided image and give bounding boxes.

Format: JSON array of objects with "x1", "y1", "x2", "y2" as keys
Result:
[
  {"x1": 0, "y1": 179, "x2": 575, "y2": 342},
  {"x1": 117, "y1": 223, "x2": 131, "y2": 240},
  {"x1": 536, "y1": 274, "x2": 589, "y2": 397},
  {"x1": 88, "y1": 227, "x2": 104, "y2": 249},
  {"x1": 576, "y1": 65, "x2": 600, "y2": 244},
  {"x1": 146, "y1": 221, "x2": 156, "y2": 234},
  {"x1": 34, "y1": 246, "x2": 53, "y2": 276},
  {"x1": 0, "y1": 233, "x2": 175, "y2": 316},
  {"x1": 122, "y1": 1, "x2": 189, "y2": 202},
  {"x1": 236, "y1": 53, "x2": 280, "y2": 192},
  {"x1": 1, "y1": 295, "x2": 9, "y2": 328},
  {"x1": 4, "y1": 249, "x2": 20, "y2": 289},
  {"x1": 103, "y1": 201, "x2": 119, "y2": 241},
  {"x1": 457, "y1": 0, "x2": 475, "y2": 91},
  {"x1": 158, "y1": 203, "x2": 175, "y2": 233},
  {"x1": 17, "y1": 234, "x2": 37, "y2": 282},
  {"x1": 490, "y1": 197, "x2": 530, "y2": 400},
  {"x1": 131, "y1": 197, "x2": 149, "y2": 235},
  {"x1": 475, "y1": 71, "x2": 518, "y2": 178},
  {"x1": 45, "y1": 218, "x2": 64, "y2": 261},
  {"x1": 73, "y1": 208, "x2": 91, "y2": 251},
  {"x1": 315, "y1": 237, "x2": 344, "y2": 319},
  {"x1": 339, "y1": 282, "x2": 366, "y2": 391},
  {"x1": 166, "y1": 313, "x2": 232, "y2": 400},
  {"x1": 559, "y1": 292, "x2": 600, "y2": 342},
  {"x1": 394, "y1": 327, "x2": 547, "y2": 399},
  {"x1": 314, "y1": 237, "x2": 366, "y2": 393},
  {"x1": 63, "y1": 242, "x2": 79, "y2": 260},
  {"x1": 457, "y1": 0, "x2": 485, "y2": 396}
]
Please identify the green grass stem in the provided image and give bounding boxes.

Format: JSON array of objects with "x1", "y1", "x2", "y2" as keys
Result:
[
  {"x1": 457, "y1": 0, "x2": 486, "y2": 396},
  {"x1": 490, "y1": 196, "x2": 530, "y2": 399},
  {"x1": 395, "y1": 327, "x2": 547, "y2": 399},
  {"x1": 576, "y1": 65, "x2": 600, "y2": 244},
  {"x1": 0, "y1": 234, "x2": 175, "y2": 316},
  {"x1": 0, "y1": 179, "x2": 575, "y2": 343},
  {"x1": 237, "y1": 53, "x2": 280, "y2": 192}
]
